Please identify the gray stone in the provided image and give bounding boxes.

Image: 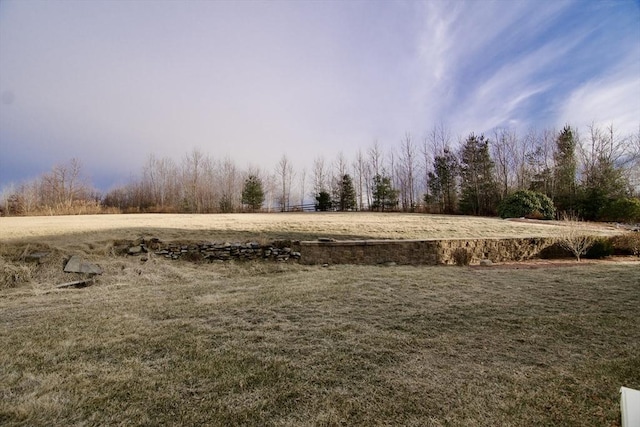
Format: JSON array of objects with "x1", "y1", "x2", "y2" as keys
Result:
[
  {"x1": 64, "y1": 255, "x2": 103, "y2": 275},
  {"x1": 25, "y1": 252, "x2": 49, "y2": 264},
  {"x1": 479, "y1": 259, "x2": 493, "y2": 266},
  {"x1": 128, "y1": 245, "x2": 143, "y2": 255}
]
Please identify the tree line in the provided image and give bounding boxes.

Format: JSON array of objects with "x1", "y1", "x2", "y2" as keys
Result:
[{"x1": 2, "y1": 123, "x2": 639, "y2": 221}]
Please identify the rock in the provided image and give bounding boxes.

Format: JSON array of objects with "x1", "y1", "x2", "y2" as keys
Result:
[
  {"x1": 128, "y1": 245, "x2": 143, "y2": 255},
  {"x1": 112, "y1": 245, "x2": 130, "y2": 256},
  {"x1": 25, "y1": 252, "x2": 49, "y2": 264},
  {"x1": 318, "y1": 237, "x2": 336, "y2": 242},
  {"x1": 64, "y1": 255, "x2": 103, "y2": 275},
  {"x1": 479, "y1": 259, "x2": 493, "y2": 266}
]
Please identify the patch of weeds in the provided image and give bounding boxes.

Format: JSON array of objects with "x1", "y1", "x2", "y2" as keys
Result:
[
  {"x1": 0, "y1": 257, "x2": 33, "y2": 289},
  {"x1": 453, "y1": 248, "x2": 471, "y2": 266}
]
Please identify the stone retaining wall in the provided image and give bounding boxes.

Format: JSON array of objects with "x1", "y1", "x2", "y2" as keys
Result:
[
  {"x1": 118, "y1": 238, "x2": 301, "y2": 262},
  {"x1": 298, "y1": 237, "x2": 558, "y2": 265},
  {"x1": 121, "y1": 237, "x2": 557, "y2": 265}
]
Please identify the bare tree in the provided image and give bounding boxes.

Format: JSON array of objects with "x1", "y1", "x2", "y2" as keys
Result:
[
  {"x1": 368, "y1": 140, "x2": 384, "y2": 178},
  {"x1": 218, "y1": 156, "x2": 240, "y2": 213},
  {"x1": 557, "y1": 215, "x2": 596, "y2": 262},
  {"x1": 398, "y1": 133, "x2": 418, "y2": 211},
  {"x1": 353, "y1": 148, "x2": 368, "y2": 210},
  {"x1": 491, "y1": 127, "x2": 518, "y2": 199},
  {"x1": 262, "y1": 173, "x2": 278, "y2": 212},
  {"x1": 580, "y1": 122, "x2": 635, "y2": 193},
  {"x1": 527, "y1": 128, "x2": 557, "y2": 198},
  {"x1": 181, "y1": 148, "x2": 214, "y2": 213},
  {"x1": 276, "y1": 155, "x2": 295, "y2": 211},
  {"x1": 312, "y1": 156, "x2": 328, "y2": 196},
  {"x1": 40, "y1": 158, "x2": 90, "y2": 210},
  {"x1": 299, "y1": 167, "x2": 307, "y2": 208},
  {"x1": 143, "y1": 154, "x2": 179, "y2": 209},
  {"x1": 628, "y1": 125, "x2": 640, "y2": 195}
]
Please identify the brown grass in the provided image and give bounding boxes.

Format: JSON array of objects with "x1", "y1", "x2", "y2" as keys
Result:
[
  {"x1": 0, "y1": 212, "x2": 620, "y2": 251},
  {"x1": 0, "y1": 214, "x2": 636, "y2": 425},
  {"x1": 1, "y1": 251, "x2": 639, "y2": 426}
]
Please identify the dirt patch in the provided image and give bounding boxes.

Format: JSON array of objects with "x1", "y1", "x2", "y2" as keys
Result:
[{"x1": 472, "y1": 255, "x2": 640, "y2": 270}]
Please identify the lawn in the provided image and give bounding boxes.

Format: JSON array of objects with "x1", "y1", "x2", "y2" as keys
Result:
[
  {"x1": 0, "y1": 212, "x2": 620, "y2": 246},
  {"x1": 1, "y1": 256, "x2": 638, "y2": 426},
  {"x1": 0, "y1": 213, "x2": 637, "y2": 425}
]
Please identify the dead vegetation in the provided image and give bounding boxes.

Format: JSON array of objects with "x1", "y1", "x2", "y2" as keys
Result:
[
  {"x1": 0, "y1": 214, "x2": 637, "y2": 425},
  {"x1": 0, "y1": 212, "x2": 621, "y2": 247},
  {"x1": 1, "y1": 253, "x2": 639, "y2": 425}
]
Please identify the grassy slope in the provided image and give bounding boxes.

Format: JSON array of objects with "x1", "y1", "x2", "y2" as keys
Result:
[
  {"x1": 0, "y1": 212, "x2": 620, "y2": 246},
  {"x1": 1, "y1": 257, "x2": 639, "y2": 426}
]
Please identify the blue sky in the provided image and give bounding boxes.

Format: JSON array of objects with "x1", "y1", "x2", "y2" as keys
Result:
[{"x1": 1, "y1": 0, "x2": 639, "y2": 191}]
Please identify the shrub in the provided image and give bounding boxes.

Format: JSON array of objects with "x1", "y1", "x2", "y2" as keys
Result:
[
  {"x1": 584, "y1": 238, "x2": 614, "y2": 259},
  {"x1": 556, "y1": 216, "x2": 596, "y2": 261},
  {"x1": 610, "y1": 233, "x2": 640, "y2": 256},
  {"x1": 599, "y1": 197, "x2": 640, "y2": 223},
  {"x1": 453, "y1": 248, "x2": 471, "y2": 266},
  {"x1": 498, "y1": 190, "x2": 555, "y2": 220}
]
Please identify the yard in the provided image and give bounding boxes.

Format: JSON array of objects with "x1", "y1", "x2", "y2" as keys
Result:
[{"x1": 0, "y1": 213, "x2": 637, "y2": 425}]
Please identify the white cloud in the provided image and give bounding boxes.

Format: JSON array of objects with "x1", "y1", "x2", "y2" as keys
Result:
[{"x1": 558, "y1": 54, "x2": 640, "y2": 135}]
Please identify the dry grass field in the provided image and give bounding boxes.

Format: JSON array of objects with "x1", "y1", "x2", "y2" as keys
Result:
[
  {"x1": 0, "y1": 212, "x2": 620, "y2": 246},
  {"x1": 1, "y1": 213, "x2": 638, "y2": 426}
]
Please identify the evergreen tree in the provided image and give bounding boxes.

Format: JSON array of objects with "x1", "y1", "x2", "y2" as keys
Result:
[
  {"x1": 428, "y1": 149, "x2": 459, "y2": 214},
  {"x1": 579, "y1": 156, "x2": 627, "y2": 220},
  {"x1": 315, "y1": 190, "x2": 332, "y2": 211},
  {"x1": 334, "y1": 174, "x2": 356, "y2": 211},
  {"x1": 371, "y1": 174, "x2": 399, "y2": 211},
  {"x1": 459, "y1": 134, "x2": 498, "y2": 216},
  {"x1": 241, "y1": 175, "x2": 265, "y2": 212},
  {"x1": 553, "y1": 125, "x2": 577, "y2": 213}
]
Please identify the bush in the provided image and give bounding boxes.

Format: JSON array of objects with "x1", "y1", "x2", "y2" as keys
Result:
[
  {"x1": 498, "y1": 190, "x2": 555, "y2": 220},
  {"x1": 453, "y1": 248, "x2": 471, "y2": 266},
  {"x1": 599, "y1": 197, "x2": 640, "y2": 223},
  {"x1": 584, "y1": 238, "x2": 614, "y2": 259},
  {"x1": 610, "y1": 233, "x2": 640, "y2": 256}
]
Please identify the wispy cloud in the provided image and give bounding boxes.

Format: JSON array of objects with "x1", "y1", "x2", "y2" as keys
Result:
[
  {"x1": 558, "y1": 53, "x2": 640, "y2": 134},
  {"x1": 0, "y1": 0, "x2": 638, "y2": 189}
]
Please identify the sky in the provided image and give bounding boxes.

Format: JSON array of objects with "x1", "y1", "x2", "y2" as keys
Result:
[{"x1": 1, "y1": 0, "x2": 639, "y2": 191}]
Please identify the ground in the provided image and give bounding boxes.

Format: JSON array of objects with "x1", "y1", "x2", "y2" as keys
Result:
[{"x1": 0, "y1": 213, "x2": 637, "y2": 426}]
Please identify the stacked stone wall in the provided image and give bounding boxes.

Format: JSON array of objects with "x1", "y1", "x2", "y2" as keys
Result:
[{"x1": 120, "y1": 237, "x2": 557, "y2": 265}]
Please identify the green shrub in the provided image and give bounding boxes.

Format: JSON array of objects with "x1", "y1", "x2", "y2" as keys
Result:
[
  {"x1": 599, "y1": 197, "x2": 640, "y2": 223},
  {"x1": 584, "y1": 238, "x2": 614, "y2": 259},
  {"x1": 498, "y1": 190, "x2": 556, "y2": 220}
]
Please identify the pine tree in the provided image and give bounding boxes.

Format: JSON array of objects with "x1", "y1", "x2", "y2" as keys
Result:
[
  {"x1": 459, "y1": 134, "x2": 498, "y2": 216},
  {"x1": 428, "y1": 149, "x2": 459, "y2": 214},
  {"x1": 241, "y1": 175, "x2": 265, "y2": 212},
  {"x1": 553, "y1": 125, "x2": 577, "y2": 214},
  {"x1": 334, "y1": 174, "x2": 356, "y2": 211},
  {"x1": 371, "y1": 174, "x2": 399, "y2": 212},
  {"x1": 315, "y1": 190, "x2": 332, "y2": 211}
]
